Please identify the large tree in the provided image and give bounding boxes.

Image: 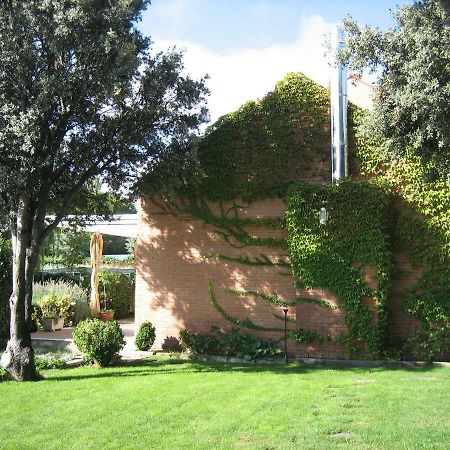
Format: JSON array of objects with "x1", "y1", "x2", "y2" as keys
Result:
[
  {"x1": 0, "y1": 0, "x2": 208, "y2": 380},
  {"x1": 340, "y1": 0, "x2": 450, "y2": 179}
]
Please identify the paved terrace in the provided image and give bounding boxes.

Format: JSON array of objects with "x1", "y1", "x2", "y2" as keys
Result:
[{"x1": 31, "y1": 319, "x2": 149, "y2": 359}]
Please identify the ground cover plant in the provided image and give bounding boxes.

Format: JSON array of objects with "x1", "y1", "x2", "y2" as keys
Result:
[
  {"x1": 0, "y1": 360, "x2": 448, "y2": 449},
  {"x1": 179, "y1": 327, "x2": 283, "y2": 360},
  {"x1": 34, "y1": 352, "x2": 70, "y2": 371}
]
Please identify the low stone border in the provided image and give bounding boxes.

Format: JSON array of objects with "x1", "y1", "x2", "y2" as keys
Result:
[
  {"x1": 65, "y1": 356, "x2": 84, "y2": 368},
  {"x1": 58, "y1": 351, "x2": 450, "y2": 369},
  {"x1": 32, "y1": 337, "x2": 78, "y2": 353},
  {"x1": 299, "y1": 357, "x2": 450, "y2": 368},
  {"x1": 154, "y1": 352, "x2": 287, "y2": 365},
  {"x1": 153, "y1": 352, "x2": 450, "y2": 368}
]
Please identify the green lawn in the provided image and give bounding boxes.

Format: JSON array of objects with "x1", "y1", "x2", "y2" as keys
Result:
[{"x1": 0, "y1": 359, "x2": 449, "y2": 449}]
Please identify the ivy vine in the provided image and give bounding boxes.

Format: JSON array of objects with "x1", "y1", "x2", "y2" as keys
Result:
[
  {"x1": 285, "y1": 179, "x2": 391, "y2": 357},
  {"x1": 142, "y1": 72, "x2": 449, "y2": 361},
  {"x1": 353, "y1": 109, "x2": 450, "y2": 361},
  {"x1": 208, "y1": 281, "x2": 283, "y2": 332}
]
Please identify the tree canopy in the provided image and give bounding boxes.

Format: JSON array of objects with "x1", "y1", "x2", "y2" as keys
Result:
[
  {"x1": 340, "y1": 0, "x2": 450, "y2": 180},
  {"x1": 0, "y1": 0, "x2": 208, "y2": 380}
]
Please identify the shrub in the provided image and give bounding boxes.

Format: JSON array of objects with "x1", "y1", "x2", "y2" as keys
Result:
[
  {"x1": 37, "y1": 293, "x2": 74, "y2": 320},
  {"x1": 73, "y1": 319, "x2": 125, "y2": 367},
  {"x1": 407, "y1": 327, "x2": 450, "y2": 363},
  {"x1": 179, "y1": 327, "x2": 283, "y2": 360},
  {"x1": 72, "y1": 300, "x2": 91, "y2": 325},
  {"x1": 161, "y1": 336, "x2": 183, "y2": 353},
  {"x1": 179, "y1": 329, "x2": 218, "y2": 355},
  {"x1": 235, "y1": 334, "x2": 282, "y2": 361},
  {"x1": 35, "y1": 354, "x2": 67, "y2": 370},
  {"x1": 0, "y1": 366, "x2": 8, "y2": 382},
  {"x1": 213, "y1": 326, "x2": 243, "y2": 356},
  {"x1": 135, "y1": 321, "x2": 156, "y2": 351},
  {"x1": 98, "y1": 270, "x2": 134, "y2": 319},
  {"x1": 33, "y1": 280, "x2": 90, "y2": 326}
]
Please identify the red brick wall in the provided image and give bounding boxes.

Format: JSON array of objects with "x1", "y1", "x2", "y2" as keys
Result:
[
  {"x1": 136, "y1": 197, "x2": 300, "y2": 353},
  {"x1": 135, "y1": 198, "x2": 419, "y2": 358}
]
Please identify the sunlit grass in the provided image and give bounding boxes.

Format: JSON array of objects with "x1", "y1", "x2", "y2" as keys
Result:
[{"x1": 1, "y1": 359, "x2": 449, "y2": 449}]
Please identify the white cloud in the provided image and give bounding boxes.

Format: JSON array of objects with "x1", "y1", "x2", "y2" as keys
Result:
[
  {"x1": 147, "y1": 0, "x2": 198, "y2": 37},
  {"x1": 152, "y1": 15, "x2": 339, "y2": 124}
]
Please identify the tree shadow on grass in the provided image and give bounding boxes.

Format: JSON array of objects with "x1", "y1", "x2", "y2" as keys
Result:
[{"x1": 44, "y1": 358, "x2": 443, "y2": 382}]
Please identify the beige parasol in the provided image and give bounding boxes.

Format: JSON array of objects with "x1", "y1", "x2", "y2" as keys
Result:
[{"x1": 89, "y1": 232, "x2": 103, "y2": 316}]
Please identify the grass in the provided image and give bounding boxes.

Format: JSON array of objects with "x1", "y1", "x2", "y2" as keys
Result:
[{"x1": 0, "y1": 359, "x2": 449, "y2": 449}]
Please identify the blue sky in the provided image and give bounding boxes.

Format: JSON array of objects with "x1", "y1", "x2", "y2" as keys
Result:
[{"x1": 139, "y1": 0, "x2": 413, "y2": 123}]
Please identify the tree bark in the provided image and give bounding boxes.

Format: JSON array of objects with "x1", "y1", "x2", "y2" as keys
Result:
[{"x1": 1, "y1": 198, "x2": 40, "y2": 381}]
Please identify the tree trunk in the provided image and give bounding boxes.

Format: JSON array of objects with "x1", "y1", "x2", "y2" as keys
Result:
[{"x1": 1, "y1": 200, "x2": 40, "y2": 381}]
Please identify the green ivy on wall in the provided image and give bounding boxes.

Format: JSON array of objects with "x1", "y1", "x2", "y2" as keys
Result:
[
  {"x1": 143, "y1": 72, "x2": 448, "y2": 361},
  {"x1": 353, "y1": 110, "x2": 450, "y2": 361},
  {"x1": 208, "y1": 281, "x2": 283, "y2": 332},
  {"x1": 285, "y1": 179, "x2": 391, "y2": 357},
  {"x1": 186, "y1": 72, "x2": 335, "y2": 202}
]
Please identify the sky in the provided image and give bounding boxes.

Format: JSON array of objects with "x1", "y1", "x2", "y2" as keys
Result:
[{"x1": 138, "y1": 0, "x2": 413, "y2": 124}]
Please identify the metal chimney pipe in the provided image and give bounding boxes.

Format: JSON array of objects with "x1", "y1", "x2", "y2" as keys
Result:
[{"x1": 330, "y1": 27, "x2": 348, "y2": 183}]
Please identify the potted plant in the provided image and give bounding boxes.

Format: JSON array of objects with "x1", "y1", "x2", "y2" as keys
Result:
[
  {"x1": 38, "y1": 294, "x2": 65, "y2": 331},
  {"x1": 99, "y1": 309, "x2": 115, "y2": 321},
  {"x1": 99, "y1": 298, "x2": 115, "y2": 321}
]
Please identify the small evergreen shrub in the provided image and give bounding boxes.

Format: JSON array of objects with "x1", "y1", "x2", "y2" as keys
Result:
[
  {"x1": 161, "y1": 336, "x2": 183, "y2": 353},
  {"x1": 73, "y1": 319, "x2": 125, "y2": 367},
  {"x1": 213, "y1": 326, "x2": 243, "y2": 356},
  {"x1": 179, "y1": 329, "x2": 219, "y2": 355},
  {"x1": 135, "y1": 321, "x2": 156, "y2": 351}
]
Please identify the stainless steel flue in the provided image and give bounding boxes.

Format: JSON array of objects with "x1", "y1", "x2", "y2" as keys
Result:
[{"x1": 330, "y1": 27, "x2": 348, "y2": 183}]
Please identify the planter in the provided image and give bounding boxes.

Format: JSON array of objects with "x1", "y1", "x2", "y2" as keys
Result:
[
  {"x1": 99, "y1": 311, "x2": 115, "y2": 321},
  {"x1": 42, "y1": 317, "x2": 64, "y2": 332}
]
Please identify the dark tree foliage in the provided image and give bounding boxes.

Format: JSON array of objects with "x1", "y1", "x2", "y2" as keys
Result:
[
  {"x1": 0, "y1": 0, "x2": 208, "y2": 380},
  {"x1": 340, "y1": 0, "x2": 450, "y2": 180}
]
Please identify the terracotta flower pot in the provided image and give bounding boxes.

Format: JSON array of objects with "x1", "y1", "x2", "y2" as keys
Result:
[{"x1": 99, "y1": 311, "x2": 115, "y2": 321}]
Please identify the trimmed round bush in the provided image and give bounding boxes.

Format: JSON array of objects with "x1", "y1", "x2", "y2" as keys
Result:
[
  {"x1": 135, "y1": 321, "x2": 156, "y2": 351},
  {"x1": 73, "y1": 319, "x2": 125, "y2": 367}
]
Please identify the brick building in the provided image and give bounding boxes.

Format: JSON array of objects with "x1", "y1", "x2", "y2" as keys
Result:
[{"x1": 134, "y1": 74, "x2": 420, "y2": 358}]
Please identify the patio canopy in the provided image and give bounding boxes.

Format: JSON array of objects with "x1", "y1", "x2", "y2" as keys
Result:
[{"x1": 50, "y1": 214, "x2": 138, "y2": 238}]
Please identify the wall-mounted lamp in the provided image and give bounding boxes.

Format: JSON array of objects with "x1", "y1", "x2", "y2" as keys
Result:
[{"x1": 319, "y1": 206, "x2": 328, "y2": 225}]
